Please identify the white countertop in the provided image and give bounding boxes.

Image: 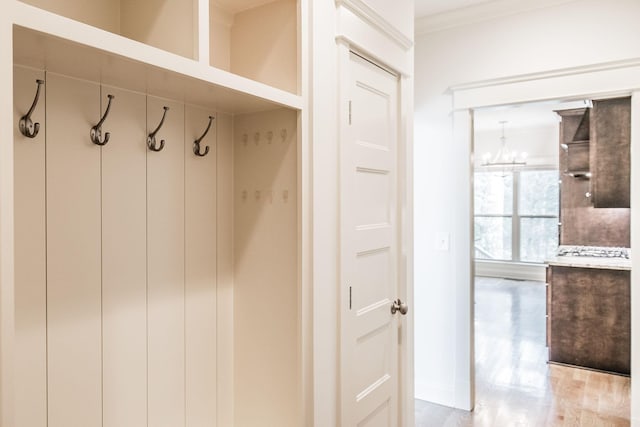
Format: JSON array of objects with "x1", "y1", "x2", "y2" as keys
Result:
[{"x1": 546, "y1": 256, "x2": 631, "y2": 271}]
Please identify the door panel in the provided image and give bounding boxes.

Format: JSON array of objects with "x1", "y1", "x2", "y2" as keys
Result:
[
  {"x1": 13, "y1": 66, "x2": 47, "y2": 427},
  {"x1": 147, "y1": 96, "x2": 185, "y2": 427},
  {"x1": 101, "y1": 85, "x2": 147, "y2": 427},
  {"x1": 46, "y1": 73, "x2": 102, "y2": 427},
  {"x1": 185, "y1": 105, "x2": 217, "y2": 426},
  {"x1": 341, "y1": 52, "x2": 400, "y2": 427}
]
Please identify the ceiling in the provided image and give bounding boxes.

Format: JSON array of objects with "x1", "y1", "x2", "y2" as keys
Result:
[{"x1": 415, "y1": 0, "x2": 493, "y2": 18}]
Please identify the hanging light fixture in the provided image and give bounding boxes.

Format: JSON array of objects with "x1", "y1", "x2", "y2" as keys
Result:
[{"x1": 481, "y1": 121, "x2": 528, "y2": 168}]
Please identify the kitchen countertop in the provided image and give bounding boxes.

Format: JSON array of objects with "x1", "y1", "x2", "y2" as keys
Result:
[{"x1": 545, "y1": 256, "x2": 631, "y2": 271}]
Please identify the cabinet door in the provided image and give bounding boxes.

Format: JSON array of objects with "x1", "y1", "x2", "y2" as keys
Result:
[
  {"x1": 185, "y1": 106, "x2": 217, "y2": 426},
  {"x1": 13, "y1": 66, "x2": 47, "y2": 427},
  {"x1": 549, "y1": 266, "x2": 630, "y2": 374},
  {"x1": 591, "y1": 97, "x2": 631, "y2": 208},
  {"x1": 46, "y1": 73, "x2": 102, "y2": 427},
  {"x1": 147, "y1": 95, "x2": 185, "y2": 427},
  {"x1": 101, "y1": 85, "x2": 147, "y2": 427}
]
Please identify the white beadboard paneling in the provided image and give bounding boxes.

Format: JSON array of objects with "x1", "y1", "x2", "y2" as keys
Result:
[
  {"x1": 185, "y1": 105, "x2": 217, "y2": 426},
  {"x1": 101, "y1": 85, "x2": 148, "y2": 427},
  {"x1": 216, "y1": 112, "x2": 234, "y2": 427},
  {"x1": 233, "y1": 108, "x2": 299, "y2": 427},
  {"x1": 46, "y1": 72, "x2": 102, "y2": 427},
  {"x1": 13, "y1": 65, "x2": 47, "y2": 427},
  {"x1": 147, "y1": 95, "x2": 186, "y2": 427}
]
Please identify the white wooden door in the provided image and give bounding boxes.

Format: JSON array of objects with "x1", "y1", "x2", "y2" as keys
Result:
[{"x1": 340, "y1": 52, "x2": 402, "y2": 427}]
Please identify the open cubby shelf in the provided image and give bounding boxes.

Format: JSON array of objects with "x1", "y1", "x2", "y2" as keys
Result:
[{"x1": 14, "y1": 0, "x2": 300, "y2": 110}]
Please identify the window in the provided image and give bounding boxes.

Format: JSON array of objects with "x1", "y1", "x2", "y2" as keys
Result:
[{"x1": 474, "y1": 169, "x2": 559, "y2": 263}]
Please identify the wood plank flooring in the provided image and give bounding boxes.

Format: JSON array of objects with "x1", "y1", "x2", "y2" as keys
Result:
[{"x1": 415, "y1": 277, "x2": 630, "y2": 427}]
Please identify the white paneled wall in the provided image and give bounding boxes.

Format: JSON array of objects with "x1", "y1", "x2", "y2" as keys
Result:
[
  {"x1": 101, "y1": 85, "x2": 147, "y2": 427},
  {"x1": 184, "y1": 105, "x2": 217, "y2": 426},
  {"x1": 13, "y1": 66, "x2": 47, "y2": 427},
  {"x1": 46, "y1": 72, "x2": 103, "y2": 427},
  {"x1": 13, "y1": 67, "x2": 299, "y2": 427},
  {"x1": 233, "y1": 109, "x2": 299, "y2": 427},
  {"x1": 146, "y1": 95, "x2": 186, "y2": 427}
]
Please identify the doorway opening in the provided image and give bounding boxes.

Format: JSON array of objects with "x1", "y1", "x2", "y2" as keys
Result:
[{"x1": 415, "y1": 97, "x2": 632, "y2": 425}]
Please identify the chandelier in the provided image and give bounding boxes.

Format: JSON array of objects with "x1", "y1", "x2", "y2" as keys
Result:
[{"x1": 480, "y1": 121, "x2": 527, "y2": 167}]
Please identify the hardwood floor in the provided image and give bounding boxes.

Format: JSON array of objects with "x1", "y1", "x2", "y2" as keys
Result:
[{"x1": 415, "y1": 277, "x2": 630, "y2": 427}]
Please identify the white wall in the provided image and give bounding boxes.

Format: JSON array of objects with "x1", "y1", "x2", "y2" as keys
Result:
[{"x1": 414, "y1": 0, "x2": 640, "y2": 411}]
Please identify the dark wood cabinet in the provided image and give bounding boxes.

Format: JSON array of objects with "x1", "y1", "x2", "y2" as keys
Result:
[
  {"x1": 547, "y1": 265, "x2": 630, "y2": 375},
  {"x1": 556, "y1": 108, "x2": 590, "y2": 176},
  {"x1": 556, "y1": 98, "x2": 631, "y2": 209},
  {"x1": 590, "y1": 97, "x2": 631, "y2": 208},
  {"x1": 556, "y1": 99, "x2": 631, "y2": 247}
]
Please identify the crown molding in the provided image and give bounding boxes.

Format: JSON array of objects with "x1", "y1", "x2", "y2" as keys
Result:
[
  {"x1": 415, "y1": 0, "x2": 580, "y2": 36},
  {"x1": 336, "y1": 0, "x2": 413, "y2": 50},
  {"x1": 450, "y1": 57, "x2": 640, "y2": 93},
  {"x1": 450, "y1": 57, "x2": 640, "y2": 110}
]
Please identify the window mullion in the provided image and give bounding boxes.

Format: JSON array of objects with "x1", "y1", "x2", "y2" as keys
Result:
[{"x1": 513, "y1": 171, "x2": 520, "y2": 261}]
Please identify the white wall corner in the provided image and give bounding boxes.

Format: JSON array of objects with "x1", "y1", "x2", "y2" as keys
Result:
[{"x1": 210, "y1": 1, "x2": 234, "y2": 28}]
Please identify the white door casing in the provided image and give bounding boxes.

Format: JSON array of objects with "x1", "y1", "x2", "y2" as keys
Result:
[{"x1": 340, "y1": 50, "x2": 402, "y2": 427}]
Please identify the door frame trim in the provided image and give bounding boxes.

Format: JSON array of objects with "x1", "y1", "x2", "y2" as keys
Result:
[
  {"x1": 450, "y1": 58, "x2": 640, "y2": 420},
  {"x1": 337, "y1": 42, "x2": 414, "y2": 427}
]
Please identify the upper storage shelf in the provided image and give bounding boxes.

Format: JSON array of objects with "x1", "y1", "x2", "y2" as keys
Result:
[
  {"x1": 11, "y1": 1, "x2": 301, "y2": 114},
  {"x1": 210, "y1": 0, "x2": 299, "y2": 94},
  {"x1": 18, "y1": 0, "x2": 198, "y2": 60}
]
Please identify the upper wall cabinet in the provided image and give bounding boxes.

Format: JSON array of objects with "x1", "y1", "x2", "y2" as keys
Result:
[
  {"x1": 556, "y1": 108, "x2": 590, "y2": 178},
  {"x1": 556, "y1": 97, "x2": 631, "y2": 209},
  {"x1": 19, "y1": 0, "x2": 197, "y2": 59},
  {"x1": 590, "y1": 97, "x2": 631, "y2": 209}
]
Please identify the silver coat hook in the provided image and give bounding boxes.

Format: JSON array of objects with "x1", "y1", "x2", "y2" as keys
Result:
[
  {"x1": 19, "y1": 79, "x2": 44, "y2": 138},
  {"x1": 193, "y1": 116, "x2": 213, "y2": 157},
  {"x1": 90, "y1": 94, "x2": 115, "y2": 146},
  {"x1": 148, "y1": 106, "x2": 169, "y2": 152}
]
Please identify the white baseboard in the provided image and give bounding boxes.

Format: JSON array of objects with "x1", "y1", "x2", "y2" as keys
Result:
[
  {"x1": 475, "y1": 260, "x2": 546, "y2": 282},
  {"x1": 415, "y1": 379, "x2": 474, "y2": 410},
  {"x1": 415, "y1": 380, "x2": 455, "y2": 408}
]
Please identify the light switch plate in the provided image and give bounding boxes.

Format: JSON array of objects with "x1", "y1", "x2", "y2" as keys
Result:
[{"x1": 436, "y1": 232, "x2": 450, "y2": 251}]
